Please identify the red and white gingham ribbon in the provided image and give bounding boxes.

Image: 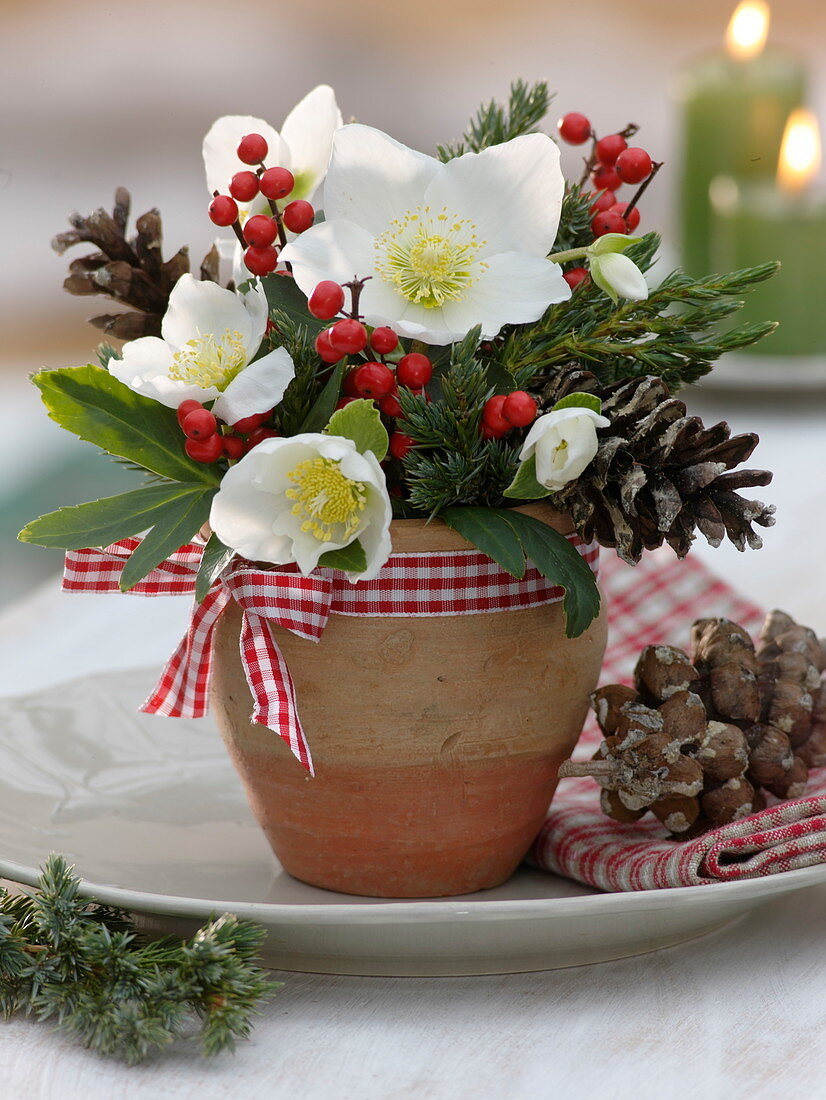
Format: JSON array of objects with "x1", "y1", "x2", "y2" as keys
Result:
[{"x1": 63, "y1": 535, "x2": 598, "y2": 775}]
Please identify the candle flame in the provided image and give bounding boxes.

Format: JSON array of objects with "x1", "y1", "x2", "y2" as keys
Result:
[
  {"x1": 777, "y1": 109, "x2": 821, "y2": 192},
  {"x1": 725, "y1": 1, "x2": 770, "y2": 60}
]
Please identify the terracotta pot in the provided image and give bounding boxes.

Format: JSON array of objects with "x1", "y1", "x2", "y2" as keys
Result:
[{"x1": 210, "y1": 504, "x2": 607, "y2": 898}]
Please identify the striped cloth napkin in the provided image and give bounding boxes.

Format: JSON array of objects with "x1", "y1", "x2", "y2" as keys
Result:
[{"x1": 531, "y1": 548, "x2": 826, "y2": 890}]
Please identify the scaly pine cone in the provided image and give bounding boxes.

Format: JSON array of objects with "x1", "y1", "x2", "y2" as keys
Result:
[
  {"x1": 541, "y1": 367, "x2": 775, "y2": 565},
  {"x1": 559, "y1": 610, "x2": 825, "y2": 835},
  {"x1": 52, "y1": 188, "x2": 220, "y2": 340}
]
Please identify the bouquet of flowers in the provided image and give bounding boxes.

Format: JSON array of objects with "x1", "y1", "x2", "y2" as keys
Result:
[{"x1": 20, "y1": 80, "x2": 777, "y2": 640}]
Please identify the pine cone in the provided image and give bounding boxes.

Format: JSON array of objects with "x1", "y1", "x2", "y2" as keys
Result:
[
  {"x1": 52, "y1": 188, "x2": 220, "y2": 340},
  {"x1": 559, "y1": 610, "x2": 825, "y2": 835},
  {"x1": 541, "y1": 367, "x2": 775, "y2": 565}
]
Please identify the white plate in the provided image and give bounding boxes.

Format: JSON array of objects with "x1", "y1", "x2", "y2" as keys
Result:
[
  {"x1": 2, "y1": 668, "x2": 825, "y2": 976},
  {"x1": 696, "y1": 352, "x2": 826, "y2": 392}
]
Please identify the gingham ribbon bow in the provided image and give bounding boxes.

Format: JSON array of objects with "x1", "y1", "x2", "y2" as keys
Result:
[{"x1": 63, "y1": 535, "x2": 598, "y2": 775}]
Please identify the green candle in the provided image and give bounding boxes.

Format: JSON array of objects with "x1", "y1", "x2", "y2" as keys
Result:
[
  {"x1": 709, "y1": 113, "x2": 826, "y2": 356},
  {"x1": 674, "y1": 1, "x2": 806, "y2": 276}
]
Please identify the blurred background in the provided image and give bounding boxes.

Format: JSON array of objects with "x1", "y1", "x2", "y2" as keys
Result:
[{"x1": 3, "y1": 0, "x2": 826, "y2": 615}]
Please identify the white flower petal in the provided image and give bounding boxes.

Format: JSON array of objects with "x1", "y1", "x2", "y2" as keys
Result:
[
  {"x1": 423, "y1": 134, "x2": 564, "y2": 258},
  {"x1": 440, "y1": 252, "x2": 570, "y2": 341},
  {"x1": 213, "y1": 346, "x2": 295, "y2": 424},
  {"x1": 323, "y1": 124, "x2": 439, "y2": 235},
  {"x1": 109, "y1": 337, "x2": 221, "y2": 408},
  {"x1": 202, "y1": 115, "x2": 289, "y2": 198},
  {"x1": 281, "y1": 219, "x2": 377, "y2": 296},
  {"x1": 591, "y1": 252, "x2": 649, "y2": 302},
  {"x1": 280, "y1": 84, "x2": 343, "y2": 204},
  {"x1": 210, "y1": 457, "x2": 295, "y2": 565},
  {"x1": 161, "y1": 274, "x2": 260, "y2": 354}
]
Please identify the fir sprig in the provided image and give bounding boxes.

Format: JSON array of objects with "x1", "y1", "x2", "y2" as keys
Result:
[
  {"x1": 0, "y1": 856, "x2": 276, "y2": 1064},
  {"x1": 437, "y1": 80, "x2": 552, "y2": 161},
  {"x1": 498, "y1": 234, "x2": 779, "y2": 391},
  {"x1": 267, "y1": 310, "x2": 330, "y2": 436}
]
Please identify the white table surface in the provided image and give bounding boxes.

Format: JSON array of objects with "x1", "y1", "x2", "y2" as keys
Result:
[{"x1": 2, "y1": 381, "x2": 826, "y2": 1099}]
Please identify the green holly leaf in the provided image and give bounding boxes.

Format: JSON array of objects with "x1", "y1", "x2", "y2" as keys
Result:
[
  {"x1": 195, "y1": 532, "x2": 235, "y2": 603},
  {"x1": 551, "y1": 392, "x2": 602, "y2": 414},
  {"x1": 325, "y1": 399, "x2": 389, "y2": 462},
  {"x1": 503, "y1": 455, "x2": 551, "y2": 501},
  {"x1": 33, "y1": 365, "x2": 220, "y2": 485},
  {"x1": 299, "y1": 362, "x2": 346, "y2": 433},
  {"x1": 318, "y1": 539, "x2": 368, "y2": 573},
  {"x1": 261, "y1": 274, "x2": 326, "y2": 333},
  {"x1": 441, "y1": 507, "x2": 526, "y2": 578},
  {"x1": 19, "y1": 483, "x2": 213, "y2": 550},
  {"x1": 119, "y1": 490, "x2": 216, "y2": 592}
]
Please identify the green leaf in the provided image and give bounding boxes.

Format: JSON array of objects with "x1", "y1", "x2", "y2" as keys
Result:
[
  {"x1": 299, "y1": 362, "x2": 346, "y2": 433},
  {"x1": 19, "y1": 483, "x2": 212, "y2": 550},
  {"x1": 325, "y1": 398, "x2": 389, "y2": 461},
  {"x1": 441, "y1": 507, "x2": 527, "y2": 578},
  {"x1": 119, "y1": 488, "x2": 216, "y2": 591},
  {"x1": 499, "y1": 511, "x2": 600, "y2": 638},
  {"x1": 503, "y1": 455, "x2": 551, "y2": 501},
  {"x1": 195, "y1": 532, "x2": 235, "y2": 603},
  {"x1": 318, "y1": 539, "x2": 368, "y2": 573},
  {"x1": 551, "y1": 391, "x2": 602, "y2": 414},
  {"x1": 33, "y1": 365, "x2": 220, "y2": 485},
  {"x1": 261, "y1": 274, "x2": 325, "y2": 333}
]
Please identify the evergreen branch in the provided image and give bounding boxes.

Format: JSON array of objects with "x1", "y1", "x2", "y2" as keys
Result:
[
  {"x1": 267, "y1": 311, "x2": 332, "y2": 436},
  {"x1": 552, "y1": 184, "x2": 597, "y2": 254},
  {"x1": 437, "y1": 80, "x2": 552, "y2": 160},
  {"x1": 0, "y1": 856, "x2": 276, "y2": 1064}
]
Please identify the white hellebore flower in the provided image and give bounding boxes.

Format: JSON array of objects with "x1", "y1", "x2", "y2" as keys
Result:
[
  {"x1": 202, "y1": 85, "x2": 343, "y2": 215},
  {"x1": 210, "y1": 434, "x2": 393, "y2": 581},
  {"x1": 520, "y1": 406, "x2": 610, "y2": 492},
  {"x1": 587, "y1": 233, "x2": 649, "y2": 304},
  {"x1": 280, "y1": 124, "x2": 571, "y2": 345},
  {"x1": 109, "y1": 274, "x2": 295, "y2": 424}
]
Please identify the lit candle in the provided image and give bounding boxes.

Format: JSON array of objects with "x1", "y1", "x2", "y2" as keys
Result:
[
  {"x1": 674, "y1": 1, "x2": 806, "y2": 276},
  {"x1": 709, "y1": 110, "x2": 826, "y2": 357}
]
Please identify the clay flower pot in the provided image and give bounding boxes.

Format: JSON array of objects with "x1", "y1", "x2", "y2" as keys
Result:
[{"x1": 210, "y1": 505, "x2": 607, "y2": 898}]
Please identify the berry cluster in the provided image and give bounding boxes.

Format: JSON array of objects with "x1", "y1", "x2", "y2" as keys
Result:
[
  {"x1": 176, "y1": 400, "x2": 277, "y2": 464},
  {"x1": 208, "y1": 133, "x2": 315, "y2": 276},
  {"x1": 480, "y1": 391, "x2": 537, "y2": 439},
  {"x1": 558, "y1": 111, "x2": 660, "y2": 253}
]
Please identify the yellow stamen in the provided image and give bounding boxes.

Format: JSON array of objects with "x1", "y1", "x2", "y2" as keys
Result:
[
  {"x1": 374, "y1": 204, "x2": 487, "y2": 308},
  {"x1": 169, "y1": 329, "x2": 248, "y2": 390},
  {"x1": 285, "y1": 457, "x2": 368, "y2": 542}
]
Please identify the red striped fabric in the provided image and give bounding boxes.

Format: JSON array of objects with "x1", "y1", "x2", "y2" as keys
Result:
[{"x1": 532, "y1": 547, "x2": 826, "y2": 889}]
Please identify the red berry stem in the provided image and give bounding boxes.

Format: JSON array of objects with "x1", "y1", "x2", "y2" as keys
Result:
[
  {"x1": 622, "y1": 160, "x2": 664, "y2": 224},
  {"x1": 212, "y1": 190, "x2": 246, "y2": 247},
  {"x1": 343, "y1": 276, "x2": 372, "y2": 320}
]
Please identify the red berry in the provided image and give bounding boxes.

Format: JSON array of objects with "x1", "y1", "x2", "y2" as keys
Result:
[
  {"x1": 282, "y1": 200, "x2": 314, "y2": 233},
  {"x1": 609, "y1": 202, "x2": 641, "y2": 231},
  {"x1": 563, "y1": 266, "x2": 590, "y2": 290},
  {"x1": 352, "y1": 362, "x2": 395, "y2": 399},
  {"x1": 615, "y1": 147, "x2": 652, "y2": 185},
  {"x1": 481, "y1": 395, "x2": 511, "y2": 436},
  {"x1": 208, "y1": 195, "x2": 238, "y2": 227},
  {"x1": 502, "y1": 391, "x2": 538, "y2": 428},
  {"x1": 232, "y1": 410, "x2": 270, "y2": 433},
  {"x1": 182, "y1": 408, "x2": 218, "y2": 440},
  {"x1": 370, "y1": 327, "x2": 399, "y2": 355},
  {"x1": 589, "y1": 189, "x2": 616, "y2": 214},
  {"x1": 176, "y1": 399, "x2": 202, "y2": 428},
  {"x1": 245, "y1": 427, "x2": 279, "y2": 451},
  {"x1": 480, "y1": 423, "x2": 500, "y2": 441},
  {"x1": 591, "y1": 210, "x2": 628, "y2": 238},
  {"x1": 185, "y1": 434, "x2": 224, "y2": 463},
  {"x1": 243, "y1": 215, "x2": 278, "y2": 248},
  {"x1": 315, "y1": 329, "x2": 344, "y2": 364},
  {"x1": 389, "y1": 432, "x2": 415, "y2": 460},
  {"x1": 595, "y1": 134, "x2": 628, "y2": 166},
  {"x1": 329, "y1": 318, "x2": 368, "y2": 356},
  {"x1": 244, "y1": 245, "x2": 279, "y2": 275},
  {"x1": 237, "y1": 133, "x2": 268, "y2": 165},
  {"x1": 229, "y1": 171, "x2": 260, "y2": 202},
  {"x1": 335, "y1": 396, "x2": 356, "y2": 410},
  {"x1": 558, "y1": 112, "x2": 591, "y2": 145},
  {"x1": 380, "y1": 391, "x2": 404, "y2": 418},
  {"x1": 309, "y1": 280, "x2": 345, "y2": 320},
  {"x1": 396, "y1": 352, "x2": 432, "y2": 389},
  {"x1": 222, "y1": 435, "x2": 246, "y2": 460},
  {"x1": 259, "y1": 167, "x2": 295, "y2": 200},
  {"x1": 591, "y1": 164, "x2": 622, "y2": 192}
]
